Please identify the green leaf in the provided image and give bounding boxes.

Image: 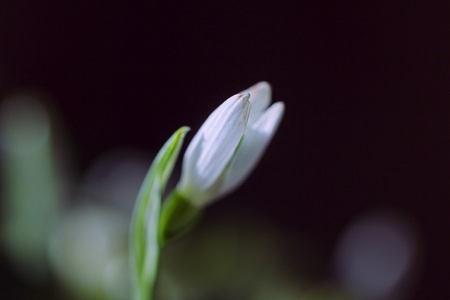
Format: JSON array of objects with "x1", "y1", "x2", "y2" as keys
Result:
[{"x1": 130, "y1": 127, "x2": 189, "y2": 300}]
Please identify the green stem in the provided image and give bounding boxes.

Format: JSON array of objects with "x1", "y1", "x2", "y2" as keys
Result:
[
  {"x1": 159, "y1": 189, "x2": 203, "y2": 247},
  {"x1": 134, "y1": 257, "x2": 160, "y2": 300}
]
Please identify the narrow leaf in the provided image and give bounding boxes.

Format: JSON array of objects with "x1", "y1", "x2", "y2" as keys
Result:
[{"x1": 130, "y1": 126, "x2": 189, "y2": 300}]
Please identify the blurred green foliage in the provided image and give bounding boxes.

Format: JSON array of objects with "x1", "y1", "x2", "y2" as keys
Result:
[{"x1": 1, "y1": 94, "x2": 66, "y2": 281}]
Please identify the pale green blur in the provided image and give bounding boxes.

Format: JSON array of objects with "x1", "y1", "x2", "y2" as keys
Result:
[{"x1": 0, "y1": 94, "x2": 66, "y2": 281}]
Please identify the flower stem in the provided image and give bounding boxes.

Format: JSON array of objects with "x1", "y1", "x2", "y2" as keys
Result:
[{"x1": 159, "y1": 189, "x2": 203, "y2": 247}]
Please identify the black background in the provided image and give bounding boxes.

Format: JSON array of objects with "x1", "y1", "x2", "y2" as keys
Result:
[{"x1": 1, "y1": 2, "x2": 450, "y2": 299}]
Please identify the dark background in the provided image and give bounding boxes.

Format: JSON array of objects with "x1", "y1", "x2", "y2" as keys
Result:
[{"x1": 1, "y1": 2, "x2": 450, "y2": 299}]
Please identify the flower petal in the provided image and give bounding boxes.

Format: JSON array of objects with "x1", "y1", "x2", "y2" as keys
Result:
[
  {"x1": 179, "y1": 93, "x2": 251, "y2": 196},
  {"x1": 219, "y1": 101, "x2": 285, "y2": 196},
  {"x1": 240, "y1": 81, "x2": 272, "y2": 124}
]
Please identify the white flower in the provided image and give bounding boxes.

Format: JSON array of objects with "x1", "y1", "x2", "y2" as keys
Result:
[{"x1": 177, "y1": 82, "x2": 285, "y2": 206}]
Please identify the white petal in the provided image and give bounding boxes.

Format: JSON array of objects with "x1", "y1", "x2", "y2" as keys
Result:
[
  {"x1": 240, "y1": 81, "x2": 272, "y2": 124},
  {"x1": 179, "y1": 93, "x2": 251, "y2": 193},
  {"x1": 219, "y1": 102, "x2": 285, "y2": 196}
]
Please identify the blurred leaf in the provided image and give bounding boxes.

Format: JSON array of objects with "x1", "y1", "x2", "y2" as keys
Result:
[
  {"x1": 48, "y1": 204, "x2": 129, "y2": 300},
  {"x1": 0, "y1": 94, "x2": 67, "y2": 281},
  {"x1": 130, "y1": 127, "x2": 189, "y2": 300}
]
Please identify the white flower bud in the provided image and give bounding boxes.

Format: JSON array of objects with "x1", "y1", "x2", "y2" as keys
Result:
[{"x1": 178, "y1": 82, "x2": 284, "y2": 206}]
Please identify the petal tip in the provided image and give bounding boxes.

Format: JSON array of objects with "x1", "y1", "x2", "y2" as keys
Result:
[
  {"x1": 238, "y1": 93, "x2": 251, "y2": 101},
  {"x1": 274, "y1": 101, "x2": 285, "y2": 110},
  {"x1": 270, "y1": 101, "x2": 285, "y2": 119},
  {"x1": 252, "y1": 81, "x2": 271, "y2": 92}
]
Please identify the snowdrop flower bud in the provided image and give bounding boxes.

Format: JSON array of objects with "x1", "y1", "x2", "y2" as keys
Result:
[{"x1": 177, "y1": 82, "x2": 285, "y2": 207}]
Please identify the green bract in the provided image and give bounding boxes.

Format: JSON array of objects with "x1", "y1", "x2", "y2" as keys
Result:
[{"x1": 129, "y1": 126, "x2": 189, "y2": 300}]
